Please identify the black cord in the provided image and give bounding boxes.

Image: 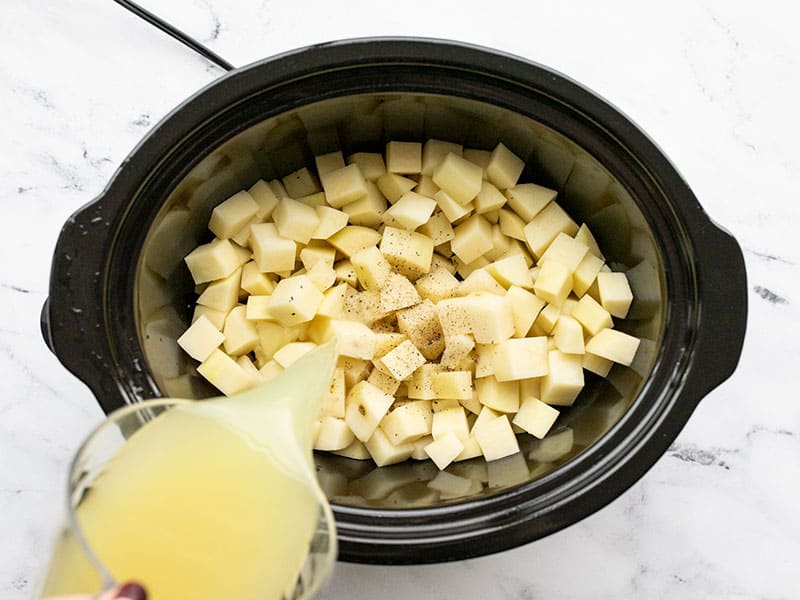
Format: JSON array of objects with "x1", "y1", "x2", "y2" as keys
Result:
[{"x1": 112, "y1": 0, "x2": 235, "y2": 72}]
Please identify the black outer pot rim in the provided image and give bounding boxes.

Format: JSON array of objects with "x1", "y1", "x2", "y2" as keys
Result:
[{"x1": 43, "y1": 37, "x2": 747, "y2": 564}]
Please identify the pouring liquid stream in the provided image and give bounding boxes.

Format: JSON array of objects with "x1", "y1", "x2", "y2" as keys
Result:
[{"x1": 41, "y1": 343, "x2": 337, "y2": 600}]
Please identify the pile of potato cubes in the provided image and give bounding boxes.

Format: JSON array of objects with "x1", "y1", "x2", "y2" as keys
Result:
[{"x1": 177, "y1": 139, "x2": 640, "y2": 471}]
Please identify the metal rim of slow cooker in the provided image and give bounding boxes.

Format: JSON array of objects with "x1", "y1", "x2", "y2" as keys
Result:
[{"x1": 43, "y1": 38, "x2": 747, "y2": 563}]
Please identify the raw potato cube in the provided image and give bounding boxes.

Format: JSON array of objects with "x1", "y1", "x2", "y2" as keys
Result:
[
  {"x1": 528, "y1": 428, "x2": 574, "y2": 462},
  {"x1": 397, "y1": 300, "x2": 445, "y2": 360},
  {"x1": 344, "y1": 380, "x2": 395, "y2": 442},
  {"x1": 208, "y1": 190, "x2": 259, "y2": 240},
  {"x1": 222, "y1": 305, "x2": 259, "y2": 356},
  {"x1": 454, "y1": 435, "x2": 483, "y2": 462},
  {"x1": 472, "y1": 343, "x2": 494, "y2": 379},
  {"x1": 458, "y1": 269, "x2": 506, "y2": 296},
  {"x1": 486, "y1": 254, "x2": 533, "y2": 289},
  {"x1": 315, "y1": 151, "x2": 346, "y2": 177},
  {"x1": 342, "y1": 181, "x2": 386, "y2": 227},
  {"x1": 245, "y1": 295, "x2": 273, "y2": 320},
  {"x1": 519, "y1": 377, "x2": 541, "y2": 402},
  {"x1": 250, "y1": 223, "x2": 296, "y2": 274},
  {"x1": 312, "y1": 206, "x2": 349, "y2": 240},
  {"x1": 248, "y1": 179, "x2": 280, "y2": 219},
  {"x1": 321, "y1": 164, "x2": 369, "y2": 208},
  {"x1": 241, "y1": 261, "x2": 275, "y2": 296},
  {"x1": 185, "y1": 238, "x2": 248, "y2": 284},
  {"x1": 583, "y1": 351, "x2": 614, "y2": 377},
  {"x1": 381, "y1": 273, "x2": 421, "y2": 312},
  {"x1": 463, "y1": 148, "x2": 492, "y2": 175},
  {"x1": 439, "y1": 334, "x2": 476, "y2": 370},
  {"x1": 373, "y1": 332, "x2": 407, "y2": 357},
  {"x1": 432, "y1": 399, "x2": 460, "y2": 413},
  {"x1": 597, "y1": 272, "x2": 634, "y2": 318},
  {"x1": 273, "y1": 341, "x2": 317, "y2": 368},
  {"x1": 350, "y1": 246, "x2": 392, "y2": 290},
  {"x1": 383, "y1": 192, "x2": 437, "y2": 230},
  {"x1": 539, "y1": 232, "x2": 589, "y2": 272},
  {"x1": 513, "y1": 397, "x2": 559, "y2": 439},
  {"x1": 367, "y1": 368, "x2": 402, "y2": 395},
  {"x1": 300, "y1": 246, "x2": 336, "y2": 271},
  {"x1": 451, "y1": 215, "x2": 493, "y2": 264},
  {"x1": 422, "y1": 139, "x2": 463, "y2": 176},
  {"x1": 317, "y1": 282, "x2": 348, "y2": 318},
  {"x1": 333, "y1": 260, "x2": 358, "y2": 286},
  {"x1": 177, "y1": 315, "x2": 224, "y2": 362},
  {"x1": 386, "y1": 141, "x2": 422, "y2": 174},
  {"x1": 328, "y1": 226, "x2": 383, "y2": 258},
  {"x1": 434, "y1": 190, "x2": 473, "y2": 223},
  {"x1": 474, "y1": 415, "x2": 519, "y2": 462},
  {"x1": 540, "y1": 350, "x2": 585, "y2": 406},
  {"x1": 415, "y1": 267, "x2": 459, "y2": 303},
  {"x1": 572, "y1": 252, "x2": 604, "y2": 297},
  {"x1": 498, "y1": 208, "x2": 527, "y2": 241},
  {"x1": 415, "y1": 175, "x2": 440, "y2": 197},
  {"x1": 272, "y1": 198, "x2": 320, "y2": 244},
  {"x1": 470, "y1": 405, "x2": 501, "y2": 438},
  {"x1": 505, "y1": 183, "x2": 556, "y2": 222},
  {"x1": 424, "y1": 432, "x2": 464, "y2": 470},
  {"x1": 380, "y1": 227, "x2": 435, "y2": 280},
  {"x1": 484, "y1": 225, "x2": 513, "y2": 261},
  {"x1": 192, "y1": 305, "x2": 227, "y2": 330},
  {"x1": 523, "y1": 201, "x2": 579, "y2": 258},
  {"x1": 575, "y1": 223, "x2": 605, "y2": 260},
  {"x1": 258, "y1": 359, "x2": 284, "y2": 381},
  {"x1": 465, "y1": 293, "x2": 515, "y2": 344},
  {"x1": 433, "y1": 153, "x2": 483, "y2": 205},
  {"x1": 374, "y1": 339, "x2": 427, "y2": 380},
  {"x1": 282, "y1": 167, "x2": 320, "y2": 198},
  {"x1": 505, "y1": 286, "x2": 545, "y2": 338},
  {"x1": 347, "y1": 152, "x2": 386, "y2": 181},
  {"x1": 474, "y1": 180, "x2": 508, "y2": 214},
  {"x1": 585, "y1": 328, "x2": 640, "y2": 365},
  {"x1": 308, "y1": 317, "x2": 375, "y2": 360},
  {"x1": 297, "y1": 192, "x2": 327, "y2": 208},
  {"x1": 459, "y1": 390, "x2": 482, "y2": 416},
  {"x1": 475, "y1": 376, "x2": 519, "y2": 413},
  {"x1": 571, "y1": 294, "x2": 614, "y2": 336},
  {"x1": 343, "y1": 288, "x2": 388, "y2": 324},
  {"x1": 486, "y1": 143, "x2": 524, "y2": 190},
  {"x1": 315, "y1": 416, "x2": 355, "y2": 451},
  {"x1": 197, "y1": 268, "x2": 242, "y2": 313},
  {"x1": 320, "y1": 367, "x2": 346, "y2": 418},
  {"x1": 533, "y1": 303, "x2": 561, "y2": 335},
  {"x1": 267, "y1": 275, "x2": 324, "y2": 326},
  {"x1": 196, "y1": 348, "x2": 250, "y2": 396},
  {"x1": 255, "y1": 321, "x2": 294, "y2": 362},
  {"x1": 376, "y1": 173, "x2": 417, "y2": 203},
  {"x1": 333, "y1": 439, "x2": 371, "y2": 460},
  {"x1": 534, "y1": 259, "x2": 572, "y2": 307},
  {"x1": 433, "y1": 371, "x2": 472, "y2": 400},
  {"x1": 492, "y1": 337, "x2": 549, "y2": 381},
  {"x1": 339, "y1": 356, "x2": 372, "y2": 389},
  {"x1": 364, "y1": 428, "x2": 414, "y2": 467},
  {"x1": 267, "y1": 179, "x2": 289, "y2": 199},
  {"x1": 553, "y1": 315, "x2": 585, "y2": 354},
  {"x1": 407, "y1": 363, "x2": 441, "y2": 400},
  {"x1": 381, "y1": 401, "x2": 433, "y2": 444},
  {"x1": 431, "y1": 406, "x2": 469, "y2": 442},
  {"x1": 417, "y1": 212, "x2": 455, "y2": 246}
]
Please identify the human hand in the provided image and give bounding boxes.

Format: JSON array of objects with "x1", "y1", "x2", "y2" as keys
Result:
[{"x1": 43, "y1": 581, "x2": 146, "y2": 600}]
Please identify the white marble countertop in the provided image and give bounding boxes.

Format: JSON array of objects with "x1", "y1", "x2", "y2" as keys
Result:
[{"x1": 1, "y1": 1, "x2": 798, "y2": 598}]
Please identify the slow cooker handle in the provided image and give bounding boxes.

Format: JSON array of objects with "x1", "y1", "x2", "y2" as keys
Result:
[{"x1": 684, "y1": 220, "x2": 748, "y2": 399}]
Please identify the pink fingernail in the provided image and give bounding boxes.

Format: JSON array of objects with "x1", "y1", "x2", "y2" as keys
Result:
[{"x1": 114, "y1": 582, "x2": 147, "y2": 600}]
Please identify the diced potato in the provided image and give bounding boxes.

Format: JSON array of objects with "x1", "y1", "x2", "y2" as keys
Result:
[
  {"x1": 432, "y1": 406, "x2": 470, "y2": 442},
  {"x1": 505, "y1": 183, "x2": 556, "y2": 222},
  {"x1": 350, "y1": 246, "x2": 391, "y2": 291},
  {"x1": 374, "y1": 339, "x2": 427, "y2": 381},
  {"x1": 373, "y1": 331, "x2": 407, "y2": 357},
  {"x1": 433, "y1": 153, "x2": 483, "y2": 205},
  {"x1": 596, "y1": 272, "x2": 634, "y2": 318},
  {"x1": 311, "y1": 205, "x2": 349, "y2": 240},
  {"x1": 513, "y1": 397, "x2": 559, "y2": 439},
  {"x1": 307, "y1": 317, "x2": 375, "y2": 360},
  {"x1": 272, "y1": 197, "x2": 321, "y2": 244},
  {"x1": 433, "y1": 371, "x2": 472, "y2": 400},
  {"x1": 540, "y1": 350, "x2": 584, "y2": 406},
  {"x1": 316, "y1": 282, "x2": 348, "y2": 319},
  {"x1": 386, "y1": 141, "x2": 422, "y2": 174},
  {"x1": 321, "y1": 164, "x2": 369, "y2": 208},
  {"x1": 532, "y1": 303, "x2": 560, "y2": 335},
  {"x1": 381, "y1": 273, "x2": 422, "y2": 312},
  {"x1": 185, "y1": 238, "x2": 249, "y2": 284},
  {"x1": 471, "y1": 343, "x2": 494, "y2": 378},
  {"x1": 417, "y1": 212, "x2": 455, "y2": 246},
  {"x1": 192, "y1": 304, "x2": 227, "y2": 330},
  {"x1": 299, "y1": 246, "x2": 335, "y2": 271},
  {"x1": 463, "y1": 148, "x2": 492, "y2": 175},
  {"x1": 344, "y1": 380, "x2": 395, "y2": 442},
  {"x1": 397, "y1": 300, "x2": 445, "y2": 360},
  {"x1": 493, "y1": 337, "x2": 549, "y2": 381},
  {"x1": 454, "y1": 436, "x2": 483, "y2": 462},
  {"x1": 474, "y1": 376, "x2": 519, "y2": 413},
  {"x1": 498, "y1": 208, "x2": 527, "y2": 241},
  {"x1": 319, "y1": 367, "x2": 346, "y2": 418},
  {"x1": 415, "y1": 175, "x2": 440, "y2": 197},
  {"x1": 347, "y1": 152, "x2": 386, "y2": 181},
  {"x1": 474, "y1": 180, "x2": 508, "y2": 215},
  {"x1": 451, "y1": 215, "x2": 493, "y2": 265},
  {"x1": 367, "y1": 368, "x2": 402, "y2": 395},
  {"x1": 572, "y1": 252, "x2": 604, "y2": 297},
  {"x1": 222, "y1": 305, "x2": 259, "y2": 356},
  {"x1": 297, "y1": 192, "x2": 327, "y2": 208},
  {"x1": 464, "y1": 292, "x2": 515, "y2": 344},
  {"x1": 240, "y1": 261, "x2": 275, "y2": 296},
  {"x1": 523, "y1": 201, "x2": 579, "y2": 258},
  {"x1": 267, "y1": 275, "x2": 324, "y2": 327},
  {"x1": 197, "y1": 349, "x2": 251, "y2": 396},
  {"x1": 250, "y1": 223, "x2": 296, "y2": 274},
  {"x1": 424, "y1": 432, "x2": 464, "y2": 470},
  {"x1": 208, "y1": 190, "x2": 259, "y2": 240},
  {"x1": 539, "y1": 232, "x2": 589, "y2": 272},
  {"x1": 248, "y1": 179, "x2": 279, "y2": 219},
  {"x1": 421, "y1": 139, "x2": 463, "y2": 176},
  {"x1": 282, "y1": 167, "x2": 320, "y2": 198},
  {"x1": 245, "y1": 295, "x2": 272, "y2": 320},
  {"x1": 376, "y1": 172, "x2": 417, "y2": 203},
  {"x1": 474, "y1": 415, "x2": 519, "y2": 462},
  {"x1": 439, "y1": 334, "x2": 476, "y2": 370},
  {"x1": 585, "y1": 328, "x2": 640, "y2": 365},
  {"x1": 381, "y1": 401, "x2": 433, "y2": 444},
  {"x1": 504, "y1": 285, "x2": 545, "y2": 339},
  {"x1": 454, "y1": 256, "x2": 490, "y2": 281},
  {"x1": 333, "y1": 260, "x2": 358, "y2": 286},
  {"x1": 364, "y1": 428, "x2": 415, "y2": 467},
  {"x1": 415, "y1": 267, "x2": 459, "y2": 303},
  {"x1": 434, "y1": 190, "x2": 473, "y2": 223},
  {"x1": 328, "y1": 225, "x2": 382, "y2": 258},
  {"x1": 380, "y1": 227, "x2": 435, "y2": 280},
  {"x1": 533, "y1": 259, "x2": 572, "y2": 307},
  {"x1": 407, "y1": 363, "x2": 441, "y2": 400},
  {"x1": 177, "y1": 315, "x2": 224, "y2": 362},
  {"x1": 571, "y1": 294, "x2": 614, "y2": 336},
  {"x1": 485, "y1": 254, "x2": 533, "y2": 289},
  {"x1": 315, "y1": 151, "x2": 346, "y2": 177},
  {"x1": 583, "y1": 351, "x2": 614, "y2": 377},
  {"x1": 574, "y1": 223, "x2": 604, "y2": 259},
  {"x1": 342, "y1": 181, "x2": 386, "y2": 227},
  {"x1": 267, "y1": 179, "x2": 289, "y2": 199},
  {"x1": 332, "y1": 439, "x2": 371, "y2": 460},
  {"x1": 274, "y1": 342, "x2": 317, "y2": 369},
  {"x1": 432, "y1": 399, "x2": 460, "y2": 413},
  {"x1": 485, "y1": 143, "x2": 524, "y2": 190},
  {"x1": 338, "y1": 356, "x2": 372, "y2": 389},
  {"x1": 457, "y1": 269, "x2": 506, "y2": 296},
  {"x1": 315, "y1": 416, "x2": 355, "y2": 451},
  {"x1": 470, "y1": 405, "x2": 501, "y2": 438},
  {"x1": 553, "y1": 315, "x2": 585, "y2": 354},
  {"x1": 197, "y1": 268, "x2": 242, "y2": 313},
  {"x1": 383, "y1": 192, "x2": 437, "y2": 230}
]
